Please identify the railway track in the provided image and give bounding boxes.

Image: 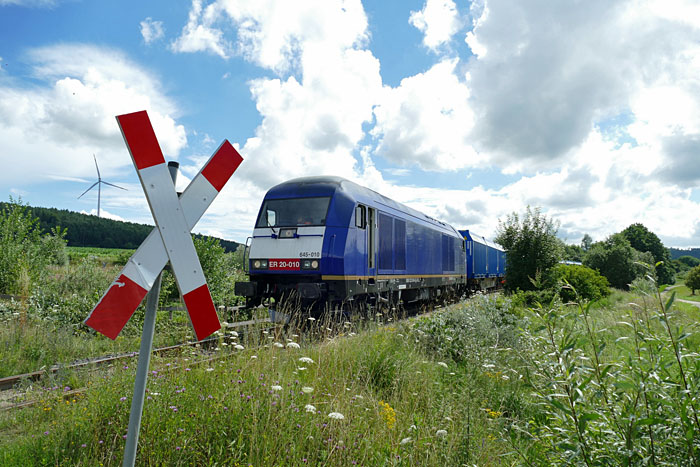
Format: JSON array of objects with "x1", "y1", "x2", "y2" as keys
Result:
[
  {"x1": 0, "y1": 317, "x2": 271, "y2": 393},
  {"x1": 1, "y1": 293, "x2": 486, "y2": 411}
]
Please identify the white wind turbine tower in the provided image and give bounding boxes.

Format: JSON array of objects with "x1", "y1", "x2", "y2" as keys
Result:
[{"x1": 77, "y1": 154, "x2": 127, "y2": 217}]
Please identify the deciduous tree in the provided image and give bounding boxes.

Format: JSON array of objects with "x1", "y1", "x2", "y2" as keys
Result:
[
  {"x1": 495, "y1": 206, "x2": 561, "y2": 292},
  {"x1": 621, "y1": 223, "x2": 674, "y2": 285},
  {"x1": 687, "y1": 266, "x2": 700, "y2": 295}
]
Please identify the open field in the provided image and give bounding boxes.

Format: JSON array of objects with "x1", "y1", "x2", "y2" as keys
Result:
[
  {"x1": 2, "y1": 279, "x2": 700, "y2": 465},
  {"x1": 66, "y1": 246, "x2": 135, "y2": 265}
]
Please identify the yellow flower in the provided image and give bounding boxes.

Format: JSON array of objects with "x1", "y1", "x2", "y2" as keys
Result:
[
  {"x1": 379, "y1": 401, "x2": 396, "y2": 429},
  {"x1": 485, "y1": 408, "x2": 502, "y2": 418}
]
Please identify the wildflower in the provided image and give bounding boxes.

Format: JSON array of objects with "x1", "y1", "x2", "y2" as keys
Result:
[
  {"x1": 271, "y1": 385, "x2": 282, "y2": 391},
  {"x1": 486, "y1": 409, "x2": 502, "y2": 418},
  {"x1": 436, "y1": 362, "x2": 448, "y2": 369},
  {"x1": 302, "y1": 387, "x2": 314, "y2": 394},
  {"x1": 408, "y1": 424, "x2": 417, "y2": 432},
  {"x1": 308, "y1": 316, "x2": 316, "y2": 321},
  {"x1": 305, "y1": 404, "x2": 317, "y2": 413},
  {"x1": 230, "y1": 331, "x2": 239, "y2": 337},
  {"x1": 328, "y1": 412, "x2": 345, "y2": 420},
  {"x1": 273, "y1": 342, "x2": 284, "y2": 348},
  {"x1": 297, "y1": 367, "x2": 307, "y2": 371},
  {"x1": 400, "y1": 437, "x2": 412, "y2": 445},
  {"x1": 436, "y1": 429, "x2": 447, "y2": 438},
  {"x1": 299, "y1": 357, "x2": 314, "y2": 364},
  {"x1": 349, "y1": 332, "x2": 356, "y2": 336},
  {"x1": 287, "y1": 342, "x2": 300, "y2": 349},
  {"x1": 379, "y1": 401, "x2": 396, "y2": 429},
  {"x1": 250, "y1": 355, "x2": 257, "y2": 359},
  {"x1": 120, "y1": 396, "x2": 127, "y2": 401},
  {"x1": 234, "y1": 344, "x2": 245, "y2": 350},
  {"x1": 206, "y1": 368, "x2": 214, "y2": 372}
]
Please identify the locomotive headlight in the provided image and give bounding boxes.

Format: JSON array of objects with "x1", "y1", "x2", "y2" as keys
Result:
[
  {"x1": 253, "y1": 260, "x2": 261, "y2": 269},
  {"x1": 252, "y1": 259, "x2": 269, "y2": 269},
  {"x1": 301, "y1": 259, "x2": 320, "y2": 270}
]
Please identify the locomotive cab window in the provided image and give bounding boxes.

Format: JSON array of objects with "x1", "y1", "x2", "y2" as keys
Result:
[{"x1": 255, "y1": 197, "x2": 331, "y2": 228}]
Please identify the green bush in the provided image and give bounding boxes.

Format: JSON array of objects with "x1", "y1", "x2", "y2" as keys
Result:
[
  {"x1": 411, "y1": 294, "x2": 520, "y2": 365},
  {"x1": 555, "y1": 264, "x2": 610, "y2": 303},
  {"x1": 159, "y1": 236, "x2": 242, "y2": 307},
  {"x1": 510, "y1": 288, "x2": 558, "y2": 308},
  {"x1": 0, "y1": 198, "x2": 65, "y2": 295}
]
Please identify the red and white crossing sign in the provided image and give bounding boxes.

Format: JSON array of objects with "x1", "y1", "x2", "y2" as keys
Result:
[{"x1": 84, "y1": 110, "x2": 243, "y2": 341}]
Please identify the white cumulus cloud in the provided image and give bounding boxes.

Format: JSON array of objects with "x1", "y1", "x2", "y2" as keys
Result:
[
  {"x1": 409, "y1": 0, "x2": 462, "y2": 51},
  {"x1": 140, "y1": 17, "x2": 165, "y2": 44},
  {"x1": 0, "y1": 44, "x2": 187, "y2": 189}
]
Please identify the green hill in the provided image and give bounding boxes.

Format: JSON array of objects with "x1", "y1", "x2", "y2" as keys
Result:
[
  {"x1": 0, "y1": 203, "x2": 242, "y2": 252},
  {"x1": 670, "y1": 247, "x2": 700, "y2": 261}
]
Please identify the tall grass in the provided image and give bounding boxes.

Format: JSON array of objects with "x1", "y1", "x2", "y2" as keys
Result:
[
  {"x1": 1, "y1": 297, "x2": 525, "y2": 466},
  {"x1": 4, "y1": 282, "x2": 700, "y2": 465},
  {"x1": 511, "y1": 273, "x2": 700, "y2": 465}
]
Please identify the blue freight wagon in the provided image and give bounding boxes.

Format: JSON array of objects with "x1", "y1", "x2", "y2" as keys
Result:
[{"x1": 459, "y1": 230, "x2": 506, "y2": 291}]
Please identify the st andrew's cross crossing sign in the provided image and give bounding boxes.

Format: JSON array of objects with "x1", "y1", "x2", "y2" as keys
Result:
[{"x1": 84, "y1": 110, "x2": 243, "y2": 341}]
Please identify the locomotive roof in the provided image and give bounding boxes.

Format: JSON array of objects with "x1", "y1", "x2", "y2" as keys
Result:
[{"x1": 266, "y1": 176, "x2": 460, "y2": 236}]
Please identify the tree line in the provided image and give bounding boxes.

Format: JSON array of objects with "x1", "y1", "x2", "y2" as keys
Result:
[
  {"x1": 495, "y1": 206, "x2": 700, "y2": 304},
  {"x1": 0, "y1": 201, "x2": 241, "y2": 252}
]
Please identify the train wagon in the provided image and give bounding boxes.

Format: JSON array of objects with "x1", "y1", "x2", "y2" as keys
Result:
[{"x1": 459, "y1": 230, "x2": 506, "y2": 291}]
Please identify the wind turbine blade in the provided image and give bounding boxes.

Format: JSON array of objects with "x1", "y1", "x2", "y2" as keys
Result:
[
  {"x1": 102, "y1": 181, "x2": 127, "y2": 191},
  {"x1": 93, "y1": 154, "x2": 101, "y2": 180},
  {"x1": 78, "y1": 181, "x2": 99, "y2": 199}
]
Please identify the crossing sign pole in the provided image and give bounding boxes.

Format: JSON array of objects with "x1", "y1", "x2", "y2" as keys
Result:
[
  {"x1": 83, "y1": 110, "x2": 243, "y2": 467},
  {"x1": 122, "y1": 215, "x2": 166, "y2": 467}
]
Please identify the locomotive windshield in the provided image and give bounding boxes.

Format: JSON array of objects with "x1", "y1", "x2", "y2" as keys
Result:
[{"x1": 255, "y1": 197, "x2": 331, "y2": 228}]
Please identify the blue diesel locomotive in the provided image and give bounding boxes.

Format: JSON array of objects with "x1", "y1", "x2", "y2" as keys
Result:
[{"x1": 234, "y1": 176, "x2": 503, "y2": 314}]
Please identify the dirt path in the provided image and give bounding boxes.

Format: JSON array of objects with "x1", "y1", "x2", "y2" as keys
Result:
[{"x1": 663, "y1": 285, "x2": 700, "y2": 309}]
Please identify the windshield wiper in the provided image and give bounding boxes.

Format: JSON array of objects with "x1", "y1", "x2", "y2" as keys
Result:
[{"x1": 267, "y1": 219, "x2": 278, "y2": 236}]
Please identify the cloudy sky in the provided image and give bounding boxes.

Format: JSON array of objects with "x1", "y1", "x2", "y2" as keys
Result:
[{"x1": 1, "y1": 0, "x2": 699, "y2": 248}]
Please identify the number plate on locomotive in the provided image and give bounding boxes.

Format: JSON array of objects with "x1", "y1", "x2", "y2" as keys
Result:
[{"x1": 268, "y1": 259, "x2": 301, "y2": 270}]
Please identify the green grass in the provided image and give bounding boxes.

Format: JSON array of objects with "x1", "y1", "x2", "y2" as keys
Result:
[
  {"x1": 673, "y1": 284, "x2": 700, "y2": 302},
  {"x1": 66, "y1": 246, "x2": 134, "y2": 265},
  {"x1": 0, "y1": 301, "x2": 521, "y2": 466},
  {"x1": 3, "y1": 284, "x2": 700, "y2": 465}
]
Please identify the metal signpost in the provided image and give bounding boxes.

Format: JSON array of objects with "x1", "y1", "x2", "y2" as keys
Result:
[{"x1": 84, "y1": 110, "x2": 243, "y2": 466}]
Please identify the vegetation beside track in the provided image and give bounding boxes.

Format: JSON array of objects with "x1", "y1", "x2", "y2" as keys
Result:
[{"x1": 3, "y1": 278, "x2": 700, "y2": 465}]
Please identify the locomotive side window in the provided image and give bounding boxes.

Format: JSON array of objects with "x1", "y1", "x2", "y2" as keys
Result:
[
  {"x1": 255, "y1": 197, "x2": 331, "y2": 228},
  {"x1": 355, "y1": 205, "x2": 366, "y2": 229}
]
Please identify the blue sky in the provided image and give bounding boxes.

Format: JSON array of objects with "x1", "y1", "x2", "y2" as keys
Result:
[{"x1": 1, "y1": 0, "x2": 700, "y2": 248}]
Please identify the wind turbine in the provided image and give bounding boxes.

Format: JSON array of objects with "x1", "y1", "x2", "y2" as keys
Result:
[{"x1": 78, "y1": 154, "x2": 127, "y2": 217}]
